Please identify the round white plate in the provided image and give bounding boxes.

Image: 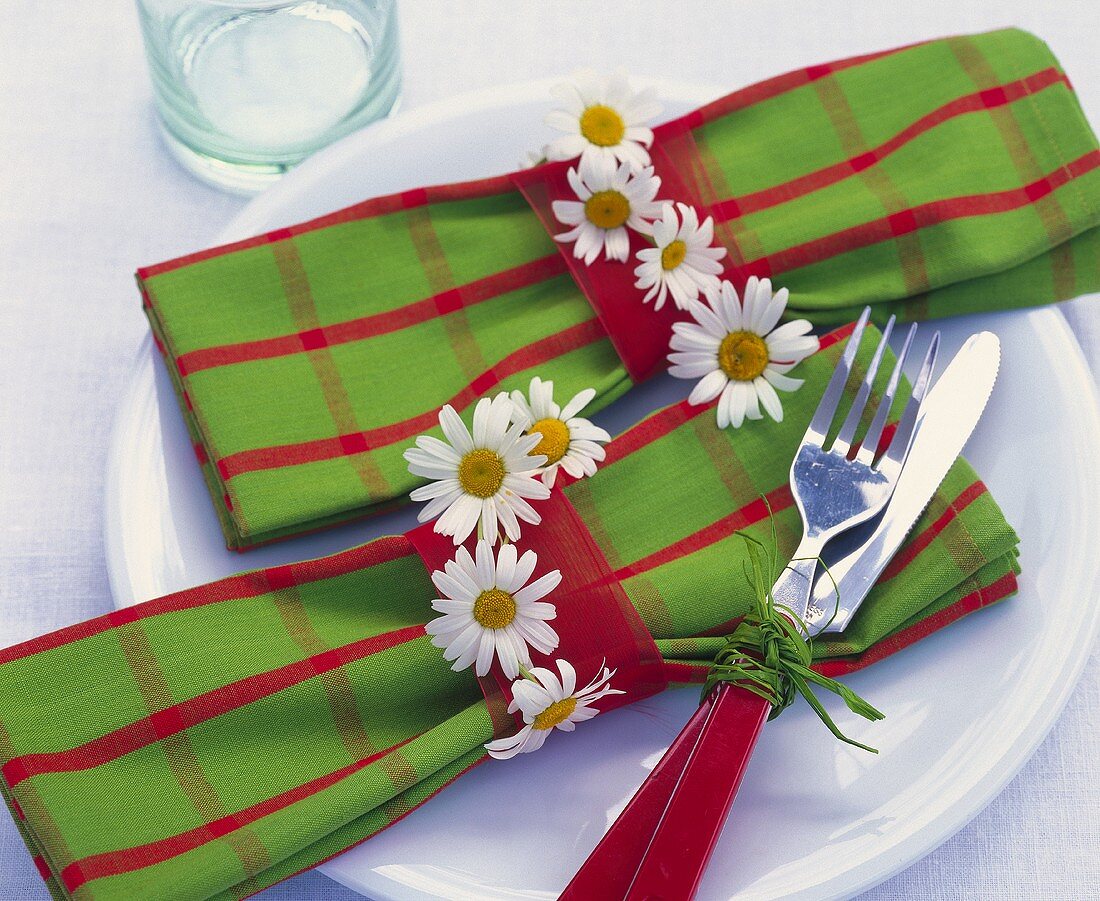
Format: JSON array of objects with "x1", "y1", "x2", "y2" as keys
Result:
[{"x1": 106, "y1": 82, "x2": 1100, "y2": 900}]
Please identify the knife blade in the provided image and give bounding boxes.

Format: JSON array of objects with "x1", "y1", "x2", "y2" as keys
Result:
[{"x1": 805, "y1": 330, "x2": 1001, "y2": 634}]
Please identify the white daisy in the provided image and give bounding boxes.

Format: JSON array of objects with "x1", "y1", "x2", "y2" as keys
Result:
[
  {"x1": 509, "y1": 377, "x2": 611, "y2": 488},
  {"x1": 425, "y1": 540, "x2": 561, "y2": 679},
  {"x1": 552, "y1": 156, "x2": 663, "y2": 264},
  {"x1": 485, "y1": 659, "x2": 624, "y2": 759},
  {"x1": 404, "y1": 394, "x2": 551, "y2": 546},
  {"x1": 668, "y1": 277, "x2": 819, "y2": 428},
  {"x1": 634, "y1": 202, "x2": 726, "y2": 311},
  {"x1": 544, "y1": 69, "x2": 662, "y2": 171}
]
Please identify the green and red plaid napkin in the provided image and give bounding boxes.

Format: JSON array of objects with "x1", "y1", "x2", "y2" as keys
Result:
[
  {"x1": 0, "y1": 325, "x2": 1018, "y2": 900},
  {"x1": 138, "y1": 28, "x2": 1098, "y2": 550}
]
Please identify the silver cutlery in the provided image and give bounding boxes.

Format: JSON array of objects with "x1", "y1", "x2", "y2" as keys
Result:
[
  {"x1": 773, "y1": 308, "x2": 938, "y2": 633},
  {"x1": 808, "y1": 329, "x2": 1001, "y2": 633}
]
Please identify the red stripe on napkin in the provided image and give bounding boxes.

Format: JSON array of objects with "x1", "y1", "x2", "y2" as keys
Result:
[
  {"x1": 879, "y1": 480, "x2": 988, "y2": 581},
  {"x1": 175, "y1": 254, "x2": 567, "y2": 375},
  {"x1": 751, "y1": 150, "x2": 1099, "y2": 278},
  {"x1": 816, "y1": 570, "x2": 1018, "y2": 677},
  {"x1": 58, "y1": 733, "x2": 423, "y2": 892},
  {"x1": 246, "y1": 752, "x2": 489, "y2": 901},
  {"x1": 2, "y1": 625, "x2": 426, "y2": 788},
  {"x1": 136, "y1": 172, "x2": 518, "y2": 280},
  {"x1": 0, "y1": 537, "x2": 416, "y2": 666},
  {"x1": 707, "y1": 68, "x2": 1068, "y2": 222},
  {"x1": 32, "y1": 855, "x2": 51, "y2": 881},
  {"x1": 213, "y1": 318, "x2": 608, "y2": 479},
  {"x1": 655, "y1": 43, "x2": 919, "y2": 134},
  {"x1": 615, "y1": 486, "x2": 794, "y2": 581}
]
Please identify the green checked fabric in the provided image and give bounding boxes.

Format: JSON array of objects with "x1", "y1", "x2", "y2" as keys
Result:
[
  {"x1": 0, "y1": 325, "x2": 1019, "y2": 900},
  {"x1": 138, "y1": 27, "x2": 1098, "y2": 549}
]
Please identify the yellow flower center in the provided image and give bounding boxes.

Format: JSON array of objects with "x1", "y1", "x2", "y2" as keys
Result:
[
  {"x1": 579, "y1": 104, "x2": 626, "y2": 147},
  {"x1": 528, "y1": 417, "x2": 571, "y2": 465},
  {"x1": 661, "y1": 239, "x2": 687, "y2": 271},
  {"x1": 718, "y1": 331, "x2": 770, "y2": 381},
  {"x1": 533, "y1": 697, "x2": 578, "y2": 731},
  {"x1": 472, "y1": 588, "x2": 517, "y2": 630},
  {"x1": 457, "y1": 449, "x2": 505, "y2": 498},
  {"x1": 584, "y1": 190, "x2": 631, "y2": 230}
]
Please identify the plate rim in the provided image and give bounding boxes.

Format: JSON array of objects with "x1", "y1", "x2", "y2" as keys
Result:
[
  {"x1": 817, "y1": 305, "x2": 1100, "y2": 899},
  {"x1": 104, "y1": 79, "x2": 1100, "y2": 900},
  {"x1": 218, "y1": 75, "x2": 726, "y2": 241}
]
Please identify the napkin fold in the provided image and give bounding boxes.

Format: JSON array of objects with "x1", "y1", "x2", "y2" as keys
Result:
[
  {"x1": 0, "y1": 325, "x2": 1019, "y2": 900},
  {"x1": 138, "y1": 28, "x2": 1097, "y2": 549}
]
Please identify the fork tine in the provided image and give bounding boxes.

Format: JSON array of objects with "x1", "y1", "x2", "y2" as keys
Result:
[
  {"x1": 854, "y1": 323, "x2": 916, "y2": 465},
  {"x1": 876, "y1": 331, "x2": 940, "y2": 475},
  {"x1": 805, "y1": 306, "x2": 871, "y2": 445},
  {"x1": 831, "y1": 315, "x2": 896, "y2": 456}
]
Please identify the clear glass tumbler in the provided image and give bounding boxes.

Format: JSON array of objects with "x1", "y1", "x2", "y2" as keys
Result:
[{"x1": 136, "y1": 0, "x2": 401, "y2": 193}]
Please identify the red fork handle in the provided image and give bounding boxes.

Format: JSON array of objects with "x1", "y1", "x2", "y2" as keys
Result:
[
  {"x1": 560, "y1": 690, "x2": 713, "y2": 899},
  {"x1": 627, "y1": 684, "x2": 771, "y2": 900},
  {"x1": 561, "y1": 683, "x2": 771, "y2": 901}
]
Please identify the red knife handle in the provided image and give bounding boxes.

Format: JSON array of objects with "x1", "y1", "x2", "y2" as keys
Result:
[
  {"x1": 559, "y1": 692, "x2": 714, "y2": 900},
  {"x1": 625, "y1": 683, "x2": 771, "y2": 901}
]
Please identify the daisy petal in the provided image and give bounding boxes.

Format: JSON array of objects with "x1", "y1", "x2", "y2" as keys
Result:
[
  {"x1": 754, "y1": 376, "x2": 784, "y2": 421},
  {"x1": 438, "y1": 405, "x2": 473, "y2": 454},
  {"x1": 763, "y1": 369, "x2": 805, "y2": 392},
  {"x1": 687, "y1": 369, "x2": 727, "y2": 404}
]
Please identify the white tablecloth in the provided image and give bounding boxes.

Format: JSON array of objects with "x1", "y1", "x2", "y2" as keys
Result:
[{"x1": 1, "y1": 1, "x2": 1097, "y2": 898}]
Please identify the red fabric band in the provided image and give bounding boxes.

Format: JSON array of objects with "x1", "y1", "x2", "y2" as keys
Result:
[
  {"x1": 509, "y1": 95, "x2": 741, "y2": 384},
  {"x1": 511, "y1": 164, "x2": 688, "y2": 382},
  {"x1": 406, "y1": 491, "x2": 669, "y2": 724}
]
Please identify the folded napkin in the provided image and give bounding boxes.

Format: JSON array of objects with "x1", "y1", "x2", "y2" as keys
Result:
[
  {"x1": 0, "y1": 325, "x2": 1018, "y2": 900},
  {"x1": 137, "y1": 28, "x2": 1097, "y2": 549}
]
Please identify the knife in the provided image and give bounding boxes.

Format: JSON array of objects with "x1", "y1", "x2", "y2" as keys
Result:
[{"x1": 560, "y1": 330, "x2": 1002, "y2": 901}]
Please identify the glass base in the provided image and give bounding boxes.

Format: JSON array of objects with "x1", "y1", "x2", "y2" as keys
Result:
[
  {"x1": 157, "y1": 121, "x2": 292, "y2": 195},
  {"x1": 156, "y1": 98, "x2": 400, "y2": 196}
]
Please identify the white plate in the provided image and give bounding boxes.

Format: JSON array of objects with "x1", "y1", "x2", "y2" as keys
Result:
[{"x1": 106, "y1": 82, "x2": 1100, "y2": 900}]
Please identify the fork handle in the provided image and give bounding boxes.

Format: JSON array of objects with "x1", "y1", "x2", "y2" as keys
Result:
[
  {"x1": 770, "y1": 547, "x2": 821, "y2": 627},
  {"x1": 619, "y1": 553, "x2": 820, "y2": 898},
  {"x1": 558, "y1": 688, "x2": 713, "y2": 899},
  {"x1": 624, "y1": 683, "x2": 771, "y2": 901},
  {"x1": 623, "y1": 557, "x2": 820, "y2": 898},
  {"x1": 560, "y1": 554, "x2": 817, "y2": 899},
  {"x1": 559, "y1": 684, "x2": 771, "y2": 901}
]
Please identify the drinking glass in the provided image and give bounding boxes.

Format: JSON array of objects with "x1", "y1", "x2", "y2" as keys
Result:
[{"x1": 136, "y1": 0, "x2": 401, "y2": 193}]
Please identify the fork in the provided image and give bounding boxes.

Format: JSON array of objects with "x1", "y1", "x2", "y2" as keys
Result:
[
  {"x1": 771, "y1": 307, "x2": 936, "y2": 631},
  {"x1": 560, "y1": 309, "x2": 940, "y2": 901}
]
